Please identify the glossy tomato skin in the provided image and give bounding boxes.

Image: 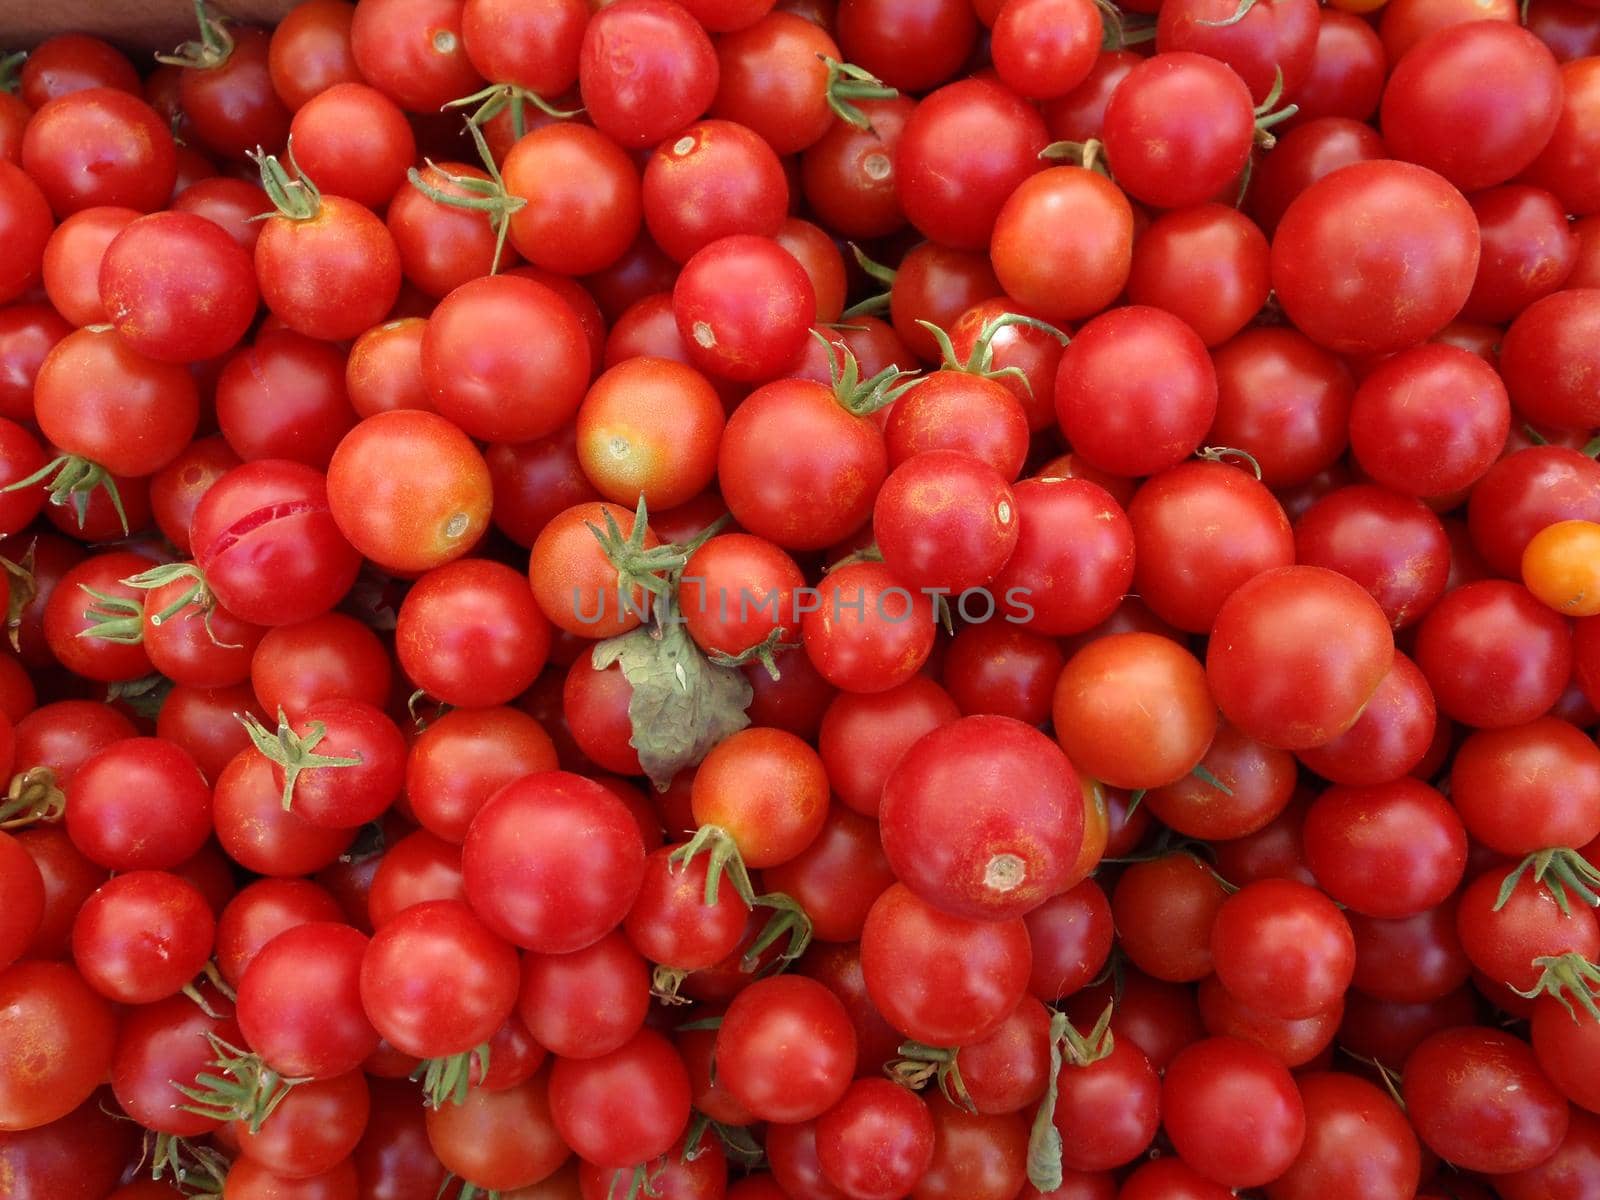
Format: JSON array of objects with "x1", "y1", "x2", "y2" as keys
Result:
[
  {"x1": 1523, "y1": 57, "x2": 1600, "y2": 217},
  {"x1": 895, "y1": 79, "x2": 1049, "y2": 251},
  {"x1": 1381, "y1": 22, "x2": 1562, "y2": 191},
  {"x1": 990, "y1": 167, "x2": 1133, "y2": 322},
  {"x1": 1126, "y1": 204, "x2": 1271, "y2": 347},
  {"x1": 716, "y1": 976, "x2": 856, "y2": 1125},
  {"x1": 881, "y1": 716, "x2": 1082, "y2": 922},
  {"x1": 1413, "y1": 580, "x2": 1572, "y2": 728},
  {"x1": 549, "y1": 1028, "x2": 692, "y2": 1168},
  {"x1": 348, "y1": 0, "x2": 483, "y2": 113},
  {"x1": 1102, "y1": 52, "x2": 1256, "y2": 209},
  {"x1": 20, "y1": 88, "x2": 177, "y2": 216},
  {"x1": 34, "y1": 326, "x2": 200, "y2": 478},
  {"x1": 691, "y1": 725, "x2": 830, "y2": 867},
  {"x1": 578, "y1": 0, "x2": 719, "y2": 149},
  {"x1": 1294, "y1": 486, "x2": 1451, "y2": 629},
  {"x1": 1267, "y1": 1072, "x2": 1421, "y2": 1200},
  {"x1": 1348, "y1": 344, "x2": 1510, "y2": 499},
  {"x1": 1468, "y1": 446, "x2": 1600, "y2": 578},
  {"x1": 462, "y1": 771, "x2": 646, "y2": 953},
  {"x1": 236, "y1": 921, "x2": 378, "y2": 1080},
  {"x1": 1128, "y1": 460, "x2": 1294, "y2": 634},
  {"x1": 1054, "y1": 633, "x2": 1218, "y2": 791},
  {"x1": 1501, "y1": 288, "x2": 1600, "y2": 432},
  {"x1": 70, "y1": 871, "x2": 215, "y2": 1005},
  {"x1": 423, "y1": 275, "x2": 591, "y2": 444},
  {"x1": 1207, "y1": 565, "x2": 1395, "y2": 751},
  {"x1": 287, "y1": 82, "x2": 414, "y2": 211},
  {"x1": 359, "y1": 899, "x2": 519, "y2": 1059},
  {"x1": 674, "y1": 234, "x2": 815, "y2": 383},
  {"x1": 1270, "y1": 160, "x2": 1479, "y2": 355},
  {"x1": 990, "y1": 478, "x2": 1135, "y2": 637},
  {"x1": 215, "y1": 332, "x2": 356, "y2": 471},
  {"x1": 0, "y1": 833, "x2": 43, "y2": 972},
  {"x1": 1403, "y1": 1027, "x2": 1570, "y2": 1174},
  {"x1": 327, "y1": 411, "x2": 493, "y2": 575},
  {"x1": 1209, "y1": 879, "x2": 1355, "y2": 1019},
  {"x1": 873, "y1": 451, "x2": 1019, "y2": 593},
  {"x1": 254, "y1": 196, "x2": 401, "y2": 343},
  {"x1": 529, "y1": 501, "x2": 660, "y2": 639},
  {"x1": 860, "y1": 883, "x2": 1032, "y2": 1046},
  {"x1": 835, "y1": 0, "x2": 978, "y2": 94},
  {"x1": 575, "y1": 357, "x2": 724, "y2": 511},
  {"x1": 1463, "y1": 185, "x2": 1579, "y2": 323},
  {"x1": 98, "y1": 211, "x2": 258, "y2": 364},
  {"x1": 0, "y1": 962, "x2": 118, "y2": 1132},
  {"x1": 190, "y1": 460, "x2": 363, "y2": 627},
  {"x1": 817, "y1": 678, "x2": 960, "y2": 818},
  {"x1": 0, "y1": 165, "x2": 54, "y2": 305},
  {"x1": 1054, "y1": 306, "x2": 1217, "y2": 478},
  {"x1": 1452, "y1": 717, "x2": 1600, "y2": 856},
  {"x1": 1161, "y1": 1037, "x2": 1307, "y2": 1188},
  {"x1": 801, "y1": 562, "x2": 937, "y2": 695},
  {"x1": 1303, "y1": 779, "x2": 1467, "y2": 919},
  {"x1": 65, "y1": 738, "x2": 212, "y2": 871},
  {"x1": 396, "y1": 559, "x2": 551, "y2": 707}
]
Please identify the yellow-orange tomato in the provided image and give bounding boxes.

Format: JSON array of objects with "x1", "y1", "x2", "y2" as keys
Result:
[
  {"x1": 326, "y1": 410, "x2": 492, "y2": 576},
  {"x1": 575, "y1": 358, "x2": 725, "y2": 510},
  {"x1": 691, "y1": 726, "x2": 830, "y2": 868},
  {"x1": 1523, "y1": 519, "x2": 1600, "y2": 616}
]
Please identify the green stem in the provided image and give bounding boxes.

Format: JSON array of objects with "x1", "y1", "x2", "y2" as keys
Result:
[
  {"x1": 2, "y1": 454, "x2": 128, "y2": 534},
  {"x1": 237, "y1": 709, "x2": 364, "y2": 811},
  {"x1": 0, "y1": 767, "x2": 65, "y2": 829},
  {"x1": 154, "y1": 0, "x2": 234, "y2": 68},
  {"x1": 668, "y1": 825, "x2": 757, "y2": 908}
]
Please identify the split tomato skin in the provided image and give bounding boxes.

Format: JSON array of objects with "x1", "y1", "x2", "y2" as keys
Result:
[{"x1": 190, "y1": 459, "x2": 363, "y2": 628}]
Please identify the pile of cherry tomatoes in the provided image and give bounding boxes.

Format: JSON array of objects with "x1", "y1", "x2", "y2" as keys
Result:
[{"x1": 2, "y1": 0, "x2": 1600, "y2": 1195}]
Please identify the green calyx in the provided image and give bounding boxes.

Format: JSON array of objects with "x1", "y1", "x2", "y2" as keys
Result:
[
  {"x1": 923, "y1": 312, "x2": 1068, "y2": 394},
  {"x1": 123, "y1": 562, "x2": 242, "y2": 650},
  {"x1": 706, "y1": 626, "x2": 799, "y2": 682},
  {"x1": 250, "y1": 139, "x2": 322, "y2": 222},
  {"x1": 1495, "y1": 848, "x2": 1600, "y2": 915},
  {"x1": 0, "y1": 766, "x2": 64, "y2": 829},
  {"x1": 412, "y1": 1042, "x2": 491, "y2": 1109},
  {"x1": 237, "y1": 708, "x2": 364, "y2": 811},
  {"x1": 820, "y1": 56, "x2": 899, "y2": 130},
  {"x1": 154, "y1": 0, "x2": 234, "y2": 70},
  {"x1": 814, "y1": 328, "x2": 921, "y2": 417},
  {"x1": 445, "y1": 82, "x2": 581, "y2": 139},
  {"x1": 669, "y1": 824, "x2": 758, "y2": 908},
  {"x1": 149, "y1": 1132, "x2": 230, "y2": 1197},
  {"x1": 840, "y1": 243, "x2": 897, "y2": 320},
  {"x1": 1197, "y1": 445, "x2": 1264, "y2": 480},
  {"x1": 406, "y1": 120, "x2": 523, "y2": 274},
  {"x1": 1039, "y1": 138, "x2": 1109, "y2": 177},
  {"x1": 1513, "y1": 953, "x2": 1600, "y2": 1022},
  {"x1": 3, "y1": 454, "x2": 128, "y2": 534},
  {"x1": 743, "y1": 890, "x2": 814, "y2": 973},
  {"x1": 77, "y1": 585, "x2": 144, "y2": 646},
  {"x1": 0, "y1": 51, "x2": 24, "y2": 93},
  {"x1": 173, "y1": 1034, "x2": 309, "y2": 1134},
  {"x1": 1252, "y1": 68, "x2": 1298, "y2": 149},
  {"x1": 586, "y1": 494, "x2": 692, "y2": 611},
  {"x1": 889, "y1": 1041, "x2": 977, "y2": 1111},
  {"x1": 1027, "y1": 1004, "x2": 1116, "y2": 1193}
]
